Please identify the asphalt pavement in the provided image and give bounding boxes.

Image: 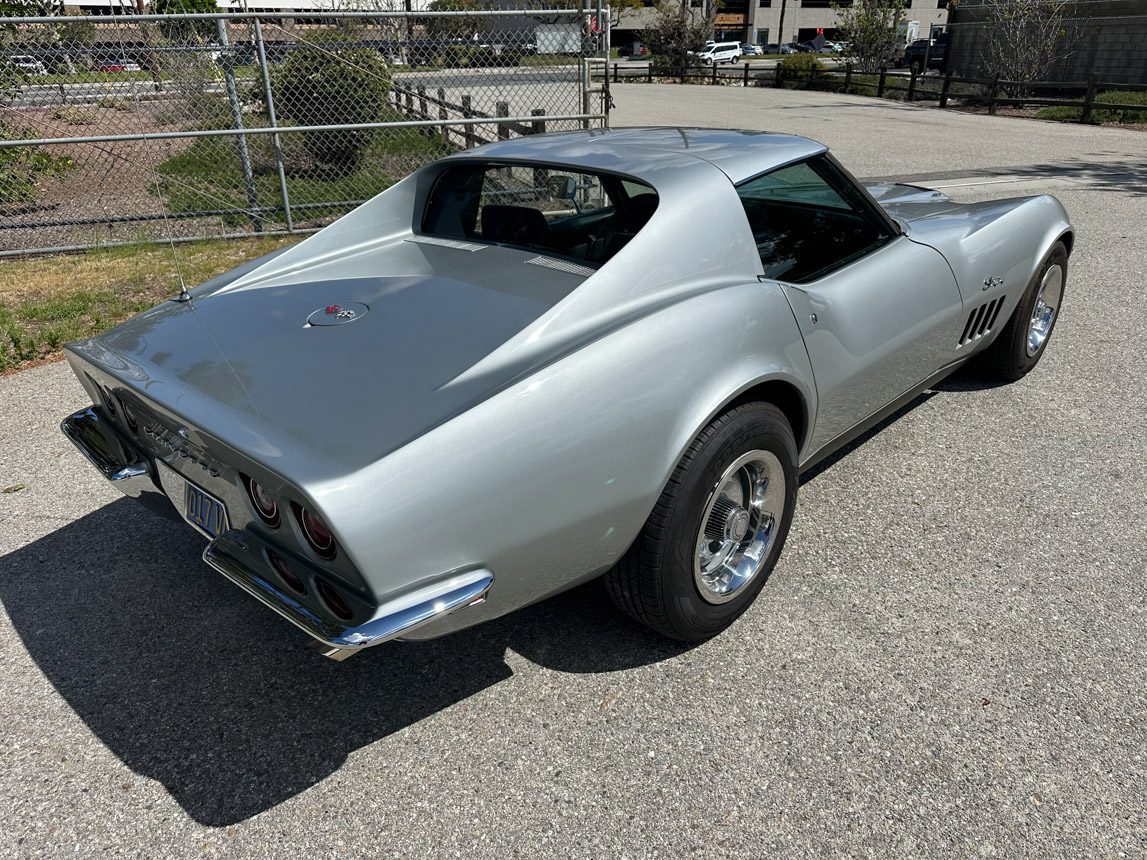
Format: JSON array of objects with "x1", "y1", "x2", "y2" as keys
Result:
[{"x1": 2, "y1": 90, "x2": 1145, "y2": 858}]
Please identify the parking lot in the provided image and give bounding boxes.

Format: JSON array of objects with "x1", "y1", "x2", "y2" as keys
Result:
[{"x1": 2, "y1": 89, "x2": 1145, "y2": 857}]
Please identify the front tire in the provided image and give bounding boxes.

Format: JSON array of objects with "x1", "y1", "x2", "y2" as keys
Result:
[
  {"x1": 981, "y1": 241, "x2": 1067, "y2": 381},
  {"x1": 605, "y1": 402, "x2": 798, "y2": 641}
]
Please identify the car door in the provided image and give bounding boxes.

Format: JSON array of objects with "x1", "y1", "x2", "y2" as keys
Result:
[{"x1": 736, "y1": 155, "x2": 966, "y2": 454}]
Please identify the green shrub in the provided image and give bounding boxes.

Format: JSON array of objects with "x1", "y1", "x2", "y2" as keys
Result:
[
  {"x1": 272, "y1": 39, "x2": 392, "y2": 171},
  {"x1": 0, "y1": 121, "x2": 74, "y2": 206},
  {"x1": 779, "y1": 53, "x2": 826, "y2": 76},
  {"x1": 778, "y1": 53, "x2": 840, "y2": 91}
]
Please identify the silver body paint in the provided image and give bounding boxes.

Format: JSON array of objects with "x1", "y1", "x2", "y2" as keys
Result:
[{"x1": 60, "y1": 129, "x2": 1073, "y2": 652}]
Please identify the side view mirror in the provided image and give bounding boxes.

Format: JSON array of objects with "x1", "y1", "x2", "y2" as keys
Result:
[{"x1": 546, "y1": 175, "x2": 577, "y2": 201}]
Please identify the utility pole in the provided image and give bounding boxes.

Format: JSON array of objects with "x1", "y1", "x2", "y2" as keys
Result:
[{"x1": 777, "y1": 0, "x2": 787, "y2": 46}]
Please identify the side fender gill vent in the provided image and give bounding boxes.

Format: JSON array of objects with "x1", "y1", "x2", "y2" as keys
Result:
[
  {"x1": 958, "y1": 297, "x2": 1006, "y2": 346},
  {"x1": 525, "y1": 255, "x2": 596, "y2": 278},
  {"x1": 405, "y1": 236, "x2": 486, "y2": 252}
]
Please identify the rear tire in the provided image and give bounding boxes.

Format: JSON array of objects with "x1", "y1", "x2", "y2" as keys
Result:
[
  {"x1": 981, "y1": 242, "x2": 1067, "y2": 382},
  {"x1": 605, "y1": 402, "x2": 798, "y2": 641}
]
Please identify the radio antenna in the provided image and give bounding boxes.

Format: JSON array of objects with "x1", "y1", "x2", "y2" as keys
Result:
[{"x1": 151, "y1": 176, "x2": 192, "y2": 302}]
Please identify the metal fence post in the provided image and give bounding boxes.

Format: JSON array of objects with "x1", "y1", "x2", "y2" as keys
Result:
[
  {"x1": 254, "y1": 18, "x2": 292, "y2": 233},
  {"x1": 877, "y1": 66, "x2": 887, "y2": 98},
  {"x1": 939, "y1": 70, "x2": 953, "y2": 108},
  {"x1": 215, "y1": 19, "x2": 262, "y2": 233},
  {"x1": 1081, "y1": 77, "x2": 1097, "y2": 123}
]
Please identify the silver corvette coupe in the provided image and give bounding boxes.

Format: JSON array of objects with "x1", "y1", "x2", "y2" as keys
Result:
[{"x1": 61, "y1": 129, "x2": 1072, "y2": 660}]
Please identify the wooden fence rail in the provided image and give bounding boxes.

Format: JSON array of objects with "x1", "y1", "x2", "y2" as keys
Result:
[
  {"x1": 598, "y1": 63, "x2": 1147, "y2": 122},
  {"x1": 390, "y1": 81, "x2": 548, "y2": 148}
]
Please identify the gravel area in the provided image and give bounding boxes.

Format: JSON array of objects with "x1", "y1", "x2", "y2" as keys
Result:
[{"x1": 2, "y1": 89, "x2": 1145, "y2": 858}]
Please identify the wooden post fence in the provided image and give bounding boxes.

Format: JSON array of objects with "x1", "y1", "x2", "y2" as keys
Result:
[
  {"x1": 437, "y1": 87, "x2": 448, "y2": 143},
  {"x1": 1081, "y1": 78, "x2": 1098, "y2": 124},
  {"x1": 877, "y1": 67, "x2": 887, "y2": 98},
  {"x1": 939, "y1": 71, "x2": 953, "y2": 108},
  {"x1": 988, "y1": 74, "x2": 1001, "y2": 115},
  {"x1": 496, "y1": 101, "x2": 510, "y2": 140},
  {"x1": 461, "y1": 94, "x2": 476, "y2": 148}
]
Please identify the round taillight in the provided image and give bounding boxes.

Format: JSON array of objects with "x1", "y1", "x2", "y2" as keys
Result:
[
  {"x1": 245, "y1": 475, "x2": 279, "y2": 526},
  {"x1": 268, "y1": 550, "x2": 305, "y2": 594},
  {"x1": 316, "y1": 578, "x2": 353, "y2": 620},
  {"x1": 300, "y1": 507, "x2": 335, "y2": 557}
]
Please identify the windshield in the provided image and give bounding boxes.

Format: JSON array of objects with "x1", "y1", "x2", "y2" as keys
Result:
[{"x1": 421, "y1": 162, "x2": 658, "y2": 266}]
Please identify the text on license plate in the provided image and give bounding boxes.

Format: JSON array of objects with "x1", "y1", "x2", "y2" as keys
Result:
[{"x1": 185, "y1": 483, "x2": 227, "y2": 538}]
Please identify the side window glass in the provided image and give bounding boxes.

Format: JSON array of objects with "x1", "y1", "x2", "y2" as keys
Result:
[{"x1": 737, "y1": 156, "x2": 892, "y2": 283}]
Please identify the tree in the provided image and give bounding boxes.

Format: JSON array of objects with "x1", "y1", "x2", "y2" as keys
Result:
[
  {"x1": 608, "y1": 0, "x2": 645, "y2": 31},
  {"x1": 834, "y1": 0, "x2": 904, "y2": 73},
  {"x1": 979, "y1": 0, "x2": 1073, "y2": 95},
  {"x1": 271, "y1": 37, "x2": 392, "y2": 171},
  {"x1": 152, "y1": 0, "x2": 219, "y2": 43},
  {"x1": 645, "y1": 0, "x2": 712, "y2": 77},
  {"x1": 425, "y1": 0, "x2": 483, "y2": 40}
]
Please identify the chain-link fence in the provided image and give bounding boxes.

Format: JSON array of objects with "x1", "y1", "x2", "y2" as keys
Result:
[{"x1": 0, "y1": 9, "x2": 609, "y2": 255}]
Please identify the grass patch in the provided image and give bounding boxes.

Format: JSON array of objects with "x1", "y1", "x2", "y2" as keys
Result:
[
  {"x1": 155, "y1": 111, "x2": 452, "y2": 226},
  {"x1": 0, "y1": 236, "x2": 297, "y2": 373},
  {"x1": 1035, "y1": 90, "x2": 1147, "y2": 124}
]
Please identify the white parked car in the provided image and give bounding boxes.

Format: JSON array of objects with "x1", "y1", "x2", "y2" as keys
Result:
[
  {"x1": 696, "y1": 42, "x2": 742, "y2": 65},
  {"x1": 8, "y1": 54, "x2": 48, "y2": 76}
]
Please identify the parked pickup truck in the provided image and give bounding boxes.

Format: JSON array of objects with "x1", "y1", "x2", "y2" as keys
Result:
[{"x1": 900, "y1": 33, "x2": 947, "y2": 74}]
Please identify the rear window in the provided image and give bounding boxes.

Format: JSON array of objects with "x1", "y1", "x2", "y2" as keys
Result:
[{"x1": 422, "y1": 163, "x2": 658, "y2": 266}]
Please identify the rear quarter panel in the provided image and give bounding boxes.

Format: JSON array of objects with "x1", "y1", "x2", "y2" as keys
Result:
[{"x1": 315, "y1": 281, "x2": 814, "y2": 636}]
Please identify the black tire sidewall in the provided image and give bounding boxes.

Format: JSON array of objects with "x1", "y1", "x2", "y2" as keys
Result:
[
  {"x1": 1003, "y1": 243, "x2": 1068, "y2": 378},
  {"x1": 657, "y1": 404, "x2": 798, "y2": 639}
]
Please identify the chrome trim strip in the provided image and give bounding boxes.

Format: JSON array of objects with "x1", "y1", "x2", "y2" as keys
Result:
[
  {"x1": 524, "y1": 255, "x2": 595, "y2": 278},
  {"x1": 202, "y1": 529, "x2": 493, "y2": 660},
  {"x1": 405, "y1": 235, "x2": 486, "y2": 252}
]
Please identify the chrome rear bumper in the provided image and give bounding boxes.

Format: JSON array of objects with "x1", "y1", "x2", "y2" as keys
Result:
[
  {"x1": 62, "y1": 406, "x2": 493, "y2": 662},
  {"x1": 203, "y1": 531, "x2": 493, "y2": 660}
]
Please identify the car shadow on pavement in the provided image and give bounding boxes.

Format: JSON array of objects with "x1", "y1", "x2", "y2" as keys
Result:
[{"x1": 0, "y1": 498, "x2": 689, "y2": 827}]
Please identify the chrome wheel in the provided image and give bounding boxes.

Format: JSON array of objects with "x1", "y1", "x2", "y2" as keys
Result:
[
  {"x1": 693, "y1": 450, "x2": 786, "y2": 604},
  {"x1": 1026, "y1": 263, "x2": 1063, "y2": 357}
]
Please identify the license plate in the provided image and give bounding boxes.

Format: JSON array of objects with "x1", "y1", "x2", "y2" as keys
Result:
[{"x1": 185, "y1": 482, "x2": 228, "y2": 539}]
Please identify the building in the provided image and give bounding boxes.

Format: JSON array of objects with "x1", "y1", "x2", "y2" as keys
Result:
[{"x1": 613, "y1": 0, "x2": 949, "y2": 48}]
